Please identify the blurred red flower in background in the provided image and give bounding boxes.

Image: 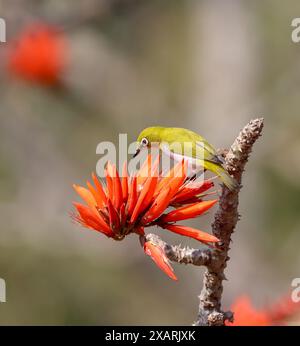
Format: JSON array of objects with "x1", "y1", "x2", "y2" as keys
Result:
[
  {"x1": 8, "y1": 23, "x2": 67, "y2": 86},
  {"x1": 226, "y1": 294, "x2": 300, "y2": 326},
  {"x1": 72, "y1": 154, "x2": 219, "y2": 280},
  {"x1": 226, "y1": 296, "x2": 271, "y2": 326}
]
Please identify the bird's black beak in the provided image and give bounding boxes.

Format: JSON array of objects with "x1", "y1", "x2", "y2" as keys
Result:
[{"x1": 133, "y1": 147, "x2": 141, "y2": 158}]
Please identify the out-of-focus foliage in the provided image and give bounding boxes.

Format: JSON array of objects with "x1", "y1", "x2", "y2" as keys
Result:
[{"x1": 0, "y1": 0, "x2": 300, "y2": 325}]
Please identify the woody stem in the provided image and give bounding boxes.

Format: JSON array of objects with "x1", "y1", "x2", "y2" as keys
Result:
[
  {"x1": 195, "y1": 118, "x2": 264, "y2": 326},
  {"x1": 144, "y1": 233, "x2": 213, "y2": 266}
]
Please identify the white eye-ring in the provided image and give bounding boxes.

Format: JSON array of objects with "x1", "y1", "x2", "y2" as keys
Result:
[{"x1": 141, "y1": 137, "x2": 148, "y2": 146}]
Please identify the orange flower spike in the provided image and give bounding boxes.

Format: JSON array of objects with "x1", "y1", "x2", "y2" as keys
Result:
[
  {"x1": 73, "y1": 202, "x2": 112, "y2": 236},
  {"x1": 126, "y1": 176, "x2": 138, "y2": 217},
  {"x1": 130, "y1": 175, "x2": 158, "y2": 224},
  {"x1": 162, "y1": 224, "x2": 219, "y2": 244},
  {"x1": 141, "y1": 187, "x2": 171, "y2": 224},
  {"x1": 161, "y1": 200, "x2": 218, "y2": 223},
  {"x1": 121, "y1": 162, "x2": 128, "y2": 203},
  {"x1": 92, "y1": 172, "x2": 107, "y2": 206},
  {"x1": 144, "y1": 241, "x2": 177, "y2": 281}
]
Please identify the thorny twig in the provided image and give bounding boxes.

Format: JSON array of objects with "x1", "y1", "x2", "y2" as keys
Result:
[{"x1": 144, "y1": 233, "x2": 213, "y2": 267}]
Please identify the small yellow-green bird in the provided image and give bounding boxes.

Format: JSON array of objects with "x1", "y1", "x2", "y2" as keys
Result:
[{"x1": 134, "y1": 126, "x2": 237, "y2": 190}]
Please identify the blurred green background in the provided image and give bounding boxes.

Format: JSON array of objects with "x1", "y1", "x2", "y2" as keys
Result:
[{"x1": 0, "y1": 0, "x2": 300, "y2": 325}]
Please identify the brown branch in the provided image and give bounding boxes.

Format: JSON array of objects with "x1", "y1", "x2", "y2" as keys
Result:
[
  {"x1": 144, "y1": 233, "x2": 213, "y2": 266},
  {"x1": 194, "y1": 117, "x2": 264, "y2": 326}
]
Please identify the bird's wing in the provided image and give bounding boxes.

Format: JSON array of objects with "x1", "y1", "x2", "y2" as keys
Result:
[
  {"x1": 162, "y1": 128, "x2": 223, "y2": 164},
  {"x1": 195, "y1": 141, "x2": 224, "y2": 164}
]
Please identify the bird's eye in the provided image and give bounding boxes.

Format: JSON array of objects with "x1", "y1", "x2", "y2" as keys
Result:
[{"x1": 141, "y1": 138, "x2": 148, "y2": 146}]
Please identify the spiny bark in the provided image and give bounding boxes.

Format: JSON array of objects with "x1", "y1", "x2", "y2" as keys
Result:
[
  {"x1": 144, "y1": 233, "x2": 213, "y2": 267},
  {"x1": 195, "y1": 118, "x2": 264, "y2": 326}
]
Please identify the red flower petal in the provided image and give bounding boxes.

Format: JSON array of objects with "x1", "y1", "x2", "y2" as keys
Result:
[
  {"x1": 121, "y1": 162, "x2": 129, "y2": 203},
  {"x1": 73, "y1": 184, "x2": 97, "y2": 211},
  {"x1": 73, "y1": 202, "x2": 112, "y2": 236},
  {"x1": 163, "y1": 160, "x2": 187, "y2": 197},
  {"x1": 141, "y1": 186, "x2": 171, "y2": 224},
  {"x1": 161, "y1": 200, "x2": 218, "y2": 223},
  {"x1": 135, "y1": 226, "x2": 145, "y2": 236},
  {"x1": 172, "y1": 180, "x2": 214, "y2": 204},
  {"x1": 104, "y1": 162, "x2": 123, "y2": 209},
  {"x1": 119, "y1": 203, "x2": 126, "y2": 228},
  {"x1": 171, "y1": 196, "x2": 202, "y2": 206},
  {"x1": 86, "y1": 180, "x2": 104, "y2": 208},
  {"x1": 105, "y1": 162, "x2": 114, "y2": 202},
  {"x1": 126, "y1": 175, "x2": 138, "y2": 217},
  {"x1": 162, "y1": 224, "x2": 219, "y2": 244},
  {"x1": 139, "y1": 176, "x2": 159, "y2": 213},
  {"x1": 112, "y1": 165, "x2": 123, "y2": 210},
  {"x1": 154, "y1": 160, "x2": 187, "y2": 198},
  {"x1": 107, "y1": 198, "x2": 120, "y2": 232},
  {"x1": 142, "y1": 161, "x2": 188, "y2": 224},
  {"x1": 130, "y1": 175, "x2": 158, "y2": 224},
  {"x1": 92, "y1": 172, "x2": 107, "y2": 207},
  {"x1": 143, "y1": 241, "x2": 177, "y2": 281},
  {"x1": 137, "y1": 153, "x2": 152, "y2": 186}
]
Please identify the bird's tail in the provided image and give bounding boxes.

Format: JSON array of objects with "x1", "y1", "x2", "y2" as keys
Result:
[{"x1": 204, "y1": 161, "x2": 238, "y2": 191}]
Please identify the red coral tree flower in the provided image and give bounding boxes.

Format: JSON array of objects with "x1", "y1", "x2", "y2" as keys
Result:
[
  {"x1": 72, "y1": 155, "x2": 219, "y2": 280},
  {"x1": 8, "y1": 23, "x2": 67, "y2": 86},
  {"x1": 226, "y1": 294, "x2": 300, "y2": 326},
  {"x1": 225, "y1": 296, "x2": 271, "y2": 326}
]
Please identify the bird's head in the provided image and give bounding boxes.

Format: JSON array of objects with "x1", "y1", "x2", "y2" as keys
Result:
[{"x1": 134, "y1": 127, "x2": 164, "y2": 158}]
